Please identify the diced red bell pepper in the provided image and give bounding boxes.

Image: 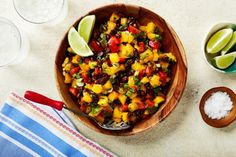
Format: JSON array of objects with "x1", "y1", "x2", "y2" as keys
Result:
[
  {"x1": 119, "y1": 57, "x2": 126, "y2": 63},
  {"x1": 121, "y1": 103, "x2": 129, "y2": 112},
  {"x1": 145, "y1": 99, "x2": 155, "y2": 108},
  {"x1": 69, "y1": 87, "x2": 78, "y2": 96},
  {"x1": 138, "y1": 69, "x2": 146, "y2": 79},
  {"x1": 70, "y1": 67, "x2": 80, "y2": 75},
  {"x1": 81, "y1": 72, "x2": 89, "y2": 83},
  {"x1": 138, "y1": 102, "x2": 146, "y2": 110},
  {"x1": 128, "y1": 25, "x2": 141, "y2": 34},
  {"x1": 108, "y1": 36, "x2": 120, "y2": 53},
  {"x1": 145, "y1": 67, "x2": 153, "y2": 76},
  {"x1": 158, "y1": 71, "x2": 167, "y2": 83},
  {"x1": 89, "y1": 40, "x2": 103, "y2": 52},
  {"x1": 80, "y1": 104, "x2": 87, "y2": 112},
  {"x1": 145, "y1": 93, "x2": 153, "y2": 99},
  {"x1": 149, "y1": 40, "x2": 160, "y2": 50},
  {"x1": 138, "y1": 42, "x2": 145, "y2": 53},
  {"x1": 94, "y1": 67, "x2": 102, "y2": 76}
]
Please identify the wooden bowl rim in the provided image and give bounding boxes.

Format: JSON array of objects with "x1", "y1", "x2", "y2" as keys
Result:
[
  {"x1": 54, "y1": 3, "x2": 188, "y2": 136},
  {"x1": 199, "y1": 86, "x2": 236, "y2": 128}
]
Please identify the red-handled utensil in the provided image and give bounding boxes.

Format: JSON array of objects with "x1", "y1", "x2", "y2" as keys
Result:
[{"x1": 24, "y1": 90, "x2": 132, "y2": 131}]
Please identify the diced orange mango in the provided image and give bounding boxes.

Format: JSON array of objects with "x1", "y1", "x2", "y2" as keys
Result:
[
  {"x1": 113, "y1": 106, "x2": 122, "y2": 122},
  {"x1": 91, "y1": 84, "x2": 103, "y2": 94},
  {"x1": 64, "y1": 73, "x2": 72, "y2": 83},
  {"x1": 103, "y1": 80, "x2": 112, "y2": 90},
  {"x1": 109, "y1": 53, "x2": 119, "y2": 63},
  {"x1": 146, "y1": 22, "x2": 156, "y2": 33},
  {"x1": 98, "y1": 96, "x2": 109, "y2": 107},
  {"x1": 110, "y1": 13, "x2": 120, "y2": 22},
  {"x1": 108, "y1": 91, "x2": 119, "y2": 101},
  {"x1": 141, "y1": 77, "x2": 149, "y2": 84},
  {"x1": 122, "y1": 112, "x2": 129, "y2": 122},
  {"x1": 82, "y1": 92, "x2": 92, "y2": 103},
  {"x1": 150, "y1": 75, "x2": 160, "y2": 87},
  {"x1": 118, "y1": 95, "x2": 127, "y2": 105},
  {"x1": 154, "y1": 96, "x2": 165, "y2": 107}
]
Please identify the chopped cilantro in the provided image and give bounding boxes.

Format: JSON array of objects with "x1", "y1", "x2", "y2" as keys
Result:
[
  {"x1": 124, "y1": 83, "x2": 129, "y2": 89},
  {"x1": 126, "y1": 91, "x2": 132, "y2": 97},
  {"x1": 91, "y1": 106, "x2": 100, "y2": 114}
]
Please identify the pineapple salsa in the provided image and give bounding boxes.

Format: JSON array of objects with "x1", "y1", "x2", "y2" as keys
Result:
[{"x1": 62, "y1": 13, "x2": 177, "y2": 124}]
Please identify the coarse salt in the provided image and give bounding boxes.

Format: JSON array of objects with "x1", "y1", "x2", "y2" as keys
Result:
[{"x1": 204, "y1": 91, "x2": 233, "y2": 120}]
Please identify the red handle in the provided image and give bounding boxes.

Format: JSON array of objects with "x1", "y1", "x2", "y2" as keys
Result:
[{"x1": 24, "y1": 91, "x2": 64, "y2": 111}]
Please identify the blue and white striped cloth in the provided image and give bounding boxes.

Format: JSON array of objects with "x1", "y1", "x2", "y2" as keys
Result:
[{"x1": 0, "y1": 93, "x2": 116, "y2": 157}]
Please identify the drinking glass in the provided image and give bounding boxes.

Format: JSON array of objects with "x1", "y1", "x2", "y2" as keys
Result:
[
  {"x1": 0, "y1": 17, "x2": 29, "y2": 67},
  {"x1": 13, "y1": 0, "x2": 68, "y2": 25}
]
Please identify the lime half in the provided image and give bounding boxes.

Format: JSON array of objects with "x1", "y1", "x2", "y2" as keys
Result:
[
  {"x1": 68, "y1": 27, "x2": 93, "y2": 57},
  {"x1": 78, "y1": 15, "x2": 96, "y2": 43},
  {"x1": 213, "y1": 51, "x2": 236, "y2": 69},
  {"x1": 221, "y1": 31, "x2": 236, "y2": 55},
  {"x1": 206, "y1": 28, "x2": 233, "y2": 54}
]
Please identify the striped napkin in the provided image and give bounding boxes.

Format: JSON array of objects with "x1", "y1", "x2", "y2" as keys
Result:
[{"x1": 0, "y1": 93, "x2": 116, "y2": 157}]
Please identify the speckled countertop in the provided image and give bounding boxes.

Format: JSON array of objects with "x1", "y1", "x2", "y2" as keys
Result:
[{"x1": 1, "y1": 0, "x2": 236, "y2": 156}]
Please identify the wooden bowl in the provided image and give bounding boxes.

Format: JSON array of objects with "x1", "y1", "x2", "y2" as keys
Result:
[
  {"x1": 55, "y1": 4, "x2": 187, "y2": 136},
  {"x1": 199, "y1": 87, "x2": 236, "y2": 128}
]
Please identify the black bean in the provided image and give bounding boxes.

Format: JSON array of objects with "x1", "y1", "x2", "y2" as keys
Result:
[
  {"x1": 91, "y1": 94, "x2": 99, "y2": 103},
  {"x1": 121, "y1": 76, "x2": 128, "y2": 82}
]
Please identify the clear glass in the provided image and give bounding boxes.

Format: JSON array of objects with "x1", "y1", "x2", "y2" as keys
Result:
[
  {"x1": 0, "y1": 17, "x2": 28, "y2": 67},
  {"x1": 13, "y1": 0, "x2": 68, "y2": 25}
]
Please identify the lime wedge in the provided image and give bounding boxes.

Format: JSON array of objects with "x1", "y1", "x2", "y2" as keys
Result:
[
  {"x1": 78, "y1": 15, "x2": 96, "y2": 43},
  {"x1": 68, "y1": 27, "x2": 93, "y2": 57},
  {"x1": 206, "y1": 28, "x2": 233, "y2": 54},
  {"x1": 221, "y1": 31, "x2": 236, "y2": 55},
  {"x1": 213, "y1": 51, "x2": 236, "y2": 69}
]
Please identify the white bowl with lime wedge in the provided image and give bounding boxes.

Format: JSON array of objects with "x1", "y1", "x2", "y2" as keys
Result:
[{"x1": 204, "y1": 22, "x2": 236, "y2": 73}]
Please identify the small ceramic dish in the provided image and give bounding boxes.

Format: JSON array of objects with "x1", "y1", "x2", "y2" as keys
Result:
[
  {"x1": 203, "y1": 22, "x2": 236, "y2": 73},
  {"x1": 199, "y1": 86, "x2": 236, "y2": 128}
]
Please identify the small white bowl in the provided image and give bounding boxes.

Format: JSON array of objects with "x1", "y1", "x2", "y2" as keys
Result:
[{"x1": 203, "y1": 22, "x2": 236, "y2": 73}]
